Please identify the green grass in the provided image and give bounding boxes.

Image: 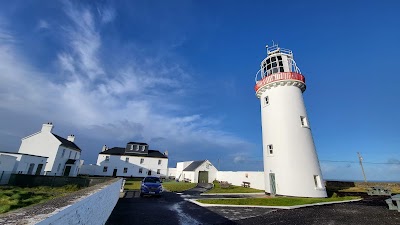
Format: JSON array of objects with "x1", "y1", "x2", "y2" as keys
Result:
[
  {"x1": 0, "y1": 185, "x2": 80, "y2": 214},
  {"x1": 206, "y1": 181, "x2": 264, "y2": 193},
  {"x1": 162, "y1": 181, "x2": 197, "y2": 192},
  {"x1": 197, "y1": 196, "x2": 360, "y2": 206},
  {"x1": 124, "y1": 179, "x2": 197, "y2": 192}
]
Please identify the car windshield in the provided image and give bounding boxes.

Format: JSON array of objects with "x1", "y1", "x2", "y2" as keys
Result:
[{"x1": 143, "y1": 177, "x2": 160, "y2": 183}]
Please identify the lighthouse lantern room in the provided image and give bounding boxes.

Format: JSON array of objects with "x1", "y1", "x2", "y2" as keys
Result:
[{"x1": 254, "y1": 44, "x2": 327, "y2": 198}]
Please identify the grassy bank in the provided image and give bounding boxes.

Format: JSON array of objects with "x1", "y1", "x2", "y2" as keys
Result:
[
  {"x1": 197, "y1": 196, "x2": 360, "y2": 206},
  {"x1": 206, "y1": 181, "x2": 264, "y2": 194},
  {"x1": 0, "y1": 185, "x2": 80, "y2": 214}
]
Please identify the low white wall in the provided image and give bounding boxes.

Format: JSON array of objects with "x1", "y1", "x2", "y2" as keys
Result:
[
  {"x1": 0, "y1": 178, "x2": 122, "y2": 225},
  {"x1": 216, "y1": 171, "x2": 265, "y2": 190},
  {"x1": 37, "y1": 179, "x2": 122, "y2": 225}
]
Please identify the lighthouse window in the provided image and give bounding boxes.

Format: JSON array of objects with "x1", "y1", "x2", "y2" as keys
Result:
[
  {"x1": 314, "y1": 175, "x2": 322, "y2": 188},
  {"x1": 277, "y1": 56, "x2": 282, "y2": 60},
  {"x1": 272, "y1": 62, "x2": 277, "y2": 67},
  {"x1": 266, "y1": 58, "x2": 270, "y2": 64},
  {"x1": 279, "y1": 67, "x2": 285, "y2": 72},
  {"x1": 271, "y1": 57, "x2": 276, "y2": 62},
  {"x1": 279, "y1": 61, "x2": 283, "y2": 66},
  {"x1": 264, "y1": 96, "x2": 269, "y2": 106},
  {"x1": 300, "y1": 116, "x2": 309, "y2": 128},
  {"x1": 267, "y1": 145, "x2": 273, "y2": 155}
]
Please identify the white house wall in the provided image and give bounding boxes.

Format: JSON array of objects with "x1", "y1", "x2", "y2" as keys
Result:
[
  {"x1": 193, "y1": 160, "x2": 218, "y2": 183},
  {"x1": 96, "y1": 154, "x2": 168, "y2": 177},
  {"x1": 51, "y1": 146, "x2": 81, "y2": 176},
  {"x1": 217, "y1": 171, "x2": 265, "y2": 190},
  {"x1": 167, "y1": 168, "x2": 176, "y2": 178},
  {"x1": 176, "y1": 161, "x2": 193, "y2": 181},
  {"x1": 0, "y1": 152, "x2": 47, "y2": 175},
  {"x1": 18, "y1": 131, "x2": 60, "y2": 173}
]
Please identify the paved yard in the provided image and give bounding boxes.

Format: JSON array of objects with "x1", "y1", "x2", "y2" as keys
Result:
[{"x1": 107, "y1": 188, "x2": 400, "y2": 225}]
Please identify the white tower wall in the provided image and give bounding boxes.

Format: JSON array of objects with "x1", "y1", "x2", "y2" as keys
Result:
[
  {"x1": 260, "y1": 85, "x2": 326, "y2": 197},
  {"x1": 255, "y1": 45, "x2": 327, "y2": 198}
]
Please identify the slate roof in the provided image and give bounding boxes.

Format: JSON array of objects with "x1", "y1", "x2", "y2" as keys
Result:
[
  {"x1": 127, "y1": 141, "x2": 148, "y2": 145},
  {"x1": 183, "y1": 160, "x2": 206, "y2": 171},
  {"x1": 52, "y1": 134, "x2": 82, "y2": 152},
  {"x1": 0, "y1": 151, "x2": 48, "y2": 158},
  {"x1": 99, "y1": 147, "x2": 167, "y2": 158}
]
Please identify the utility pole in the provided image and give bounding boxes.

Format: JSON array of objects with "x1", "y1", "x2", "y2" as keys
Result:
[{"x1": 357, "y1": 152, "x2": 367, "y2": 182}]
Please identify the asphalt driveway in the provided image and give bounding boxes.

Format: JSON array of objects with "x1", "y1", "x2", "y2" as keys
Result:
[{"x1": 107, "y1": 187, "x2": 400, "y2": 225}]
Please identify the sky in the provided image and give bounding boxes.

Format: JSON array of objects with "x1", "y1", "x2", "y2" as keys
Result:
[{"x1": 0, "y1": 0, "x2": 399, "y2": 181}]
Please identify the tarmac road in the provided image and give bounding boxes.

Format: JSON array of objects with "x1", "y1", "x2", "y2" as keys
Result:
[{"x1": 105, "y1": 190, "x2": 235, "y2": 225}]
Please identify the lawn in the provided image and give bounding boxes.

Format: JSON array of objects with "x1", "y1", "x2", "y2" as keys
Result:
[
  {"x1": 0, "y1": 185, "x2": 80, "y2": 214},
  {"x1": 197, "y1": 196, "x2": 360, "y2": 206},
  {"x1": 205, "y1": 181, "x2": 264, "y2": 193},
  {"x1": 124, "y1": 179, "x2": 197, "y2": 192}
]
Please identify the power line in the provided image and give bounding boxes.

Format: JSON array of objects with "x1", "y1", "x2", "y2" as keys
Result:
[{"x1": 320, "y1": 160, "x2": 400, "y2": 165}]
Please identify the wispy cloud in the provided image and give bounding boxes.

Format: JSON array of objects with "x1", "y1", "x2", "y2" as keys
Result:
[
  {"x1": 37, "y1": 20, "x2": 50, "y2": 30},
  {"x1": 0, "y1": 2, "x2": 253, "y2": 166}
]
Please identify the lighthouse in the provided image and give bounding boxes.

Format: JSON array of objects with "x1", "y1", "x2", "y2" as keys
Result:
[{"x1": 254, "y1": 44, "x2": 327, "y2": 198}]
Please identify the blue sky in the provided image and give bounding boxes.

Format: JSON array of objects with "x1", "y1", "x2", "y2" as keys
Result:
[{"x1": 0, "y1": 1, "x2": 399, "y2": 181}]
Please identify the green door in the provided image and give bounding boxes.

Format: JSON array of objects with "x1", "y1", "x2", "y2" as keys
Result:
[
  {"x1": 269, "y1": 173, "x2": 276, "y2": 196},
  {"x1": 198, "y1": 171, "x2": 208, "y2": 183}
]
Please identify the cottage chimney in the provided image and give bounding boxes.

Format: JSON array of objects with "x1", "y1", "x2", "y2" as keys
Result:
[
  {"x1": 102, "y1": 145, "x2": 108, "y2": 152},
  {"x1": 41, "y1": 122, "x2": 54, "y2": 133},
  {"x1": 67, "y1": 134, "x2": 75, "y2": 142},
  {"x1": 164, "y1": 150, "x2": 168, "y2": 157}
]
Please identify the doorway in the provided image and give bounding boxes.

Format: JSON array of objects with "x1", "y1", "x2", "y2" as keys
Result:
[
  {"x1": 198, "y1": 171, "x2": 209, "y2": 183},
  {"x1": 113, "y1": 169, "x2": 118, "y2": 177},
  {"x1": 27, "y1": 163, "x2": 35, "y2": 175},
  {"x1": 269, "y1": 173, "x2": 276, "y2": 196},
  {"x1": 35, "y1": 164, "x2": 43, "y2": 175},
  {"x1": 63, "y1": 166, "x2": 71, "y2": 176}
]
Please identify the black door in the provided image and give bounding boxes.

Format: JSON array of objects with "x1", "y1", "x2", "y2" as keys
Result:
[
  {"x1": 113, "y1": 169, "x2": 118, "y2": 177},
  {"x1": 35, "y1": 164, "x2": 43, "y2": 175},
  {"x1": 63, "y1": 166, "x2": 71, "y2": 176}
]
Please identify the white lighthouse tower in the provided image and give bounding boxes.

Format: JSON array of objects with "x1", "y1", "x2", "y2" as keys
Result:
[{"x1": 254, "y1": 44, "x2": 327, "y2": 198}]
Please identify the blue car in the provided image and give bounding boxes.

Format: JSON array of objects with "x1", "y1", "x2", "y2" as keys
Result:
[{"x1": 140, "y1": 176, "x2": 163, "y2": 197}]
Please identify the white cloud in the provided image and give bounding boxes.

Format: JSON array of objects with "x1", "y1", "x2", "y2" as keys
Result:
[{"x1": 0, "y1": 3, "x2": 253, "y2": 166}]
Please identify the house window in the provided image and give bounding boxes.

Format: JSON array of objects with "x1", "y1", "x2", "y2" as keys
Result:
[
  {"x1": 125, "y1": 157, "x2": 129, "y2": 162},
  {"x1": 124, "y1": 168, "x2": 128, "y2": 173},
  {"x1": 148, "y1": 170, "x2": 151, "y2": 175},
  {"x1": 314, "y1": 175, "x2": 322, "y2": 188},
  {"x1": 142, "y1": 146, "x2": 146, "y2": 151},
  {"x1": 264, "y1": 96, "x2": 269, "y2": 106},
  {"x1": 136, "y1": 145, "x2": 140, "y2": 151},
  {"x1": 61, "y1": 149, "x2": 66, "y2": 158},
  {"x1": 158, "y1": 160, "x2": 161, "y2": 165},
  {"x1": 57, "y1": 163, "x2": 61, "y2": 172},
  {"x1": 68, "y1": 151, "x2": 72, "y2": 159},
  {"x1": 74, "y1": 152, "x2": 77, "y2": 159},
  {"x1": 139, "y1": 168, "x2": 143, "y2": 174},
  {"x1": 103, "y1": 166, "x2": 108, "y2": 172},
  {"x1": 300, "y1": 116, "x2": 309, "y2": 128},
  {"x1": 105, "y1": 156, "x2": 110, "y2": 161},
  {"x1": 140, "y1": 158, "x2": 144, "y2": 164},
  {"x1": 157, "y1": 169, "x2": 160, "y2": 174},
  {"x1": 267, "y1": 144, "x2": 273, "y2": 155},
  {"x1": 130, "y1": 145, "x2": 133, "y2": 150}
]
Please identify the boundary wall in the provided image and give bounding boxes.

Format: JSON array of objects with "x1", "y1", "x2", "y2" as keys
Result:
[
  {"x1": 0, "y1": 178, "x2": 122, "y2": 225},
  {"x1": 216, "y1": 171, "x2": 265, "y2": 190}
]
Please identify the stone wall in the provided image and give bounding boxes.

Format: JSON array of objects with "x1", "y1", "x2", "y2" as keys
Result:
[{"x1": 0, "y1": 178, "x2": 122, "y2": 225}]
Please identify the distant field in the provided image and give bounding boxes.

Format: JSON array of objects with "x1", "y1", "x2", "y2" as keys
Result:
[
  {"x1": 0, "y1": 185, "x2": 80, "y2": 214},
  {"x1": 197, "y1": 196, "x2": 360, "y2": 206}
]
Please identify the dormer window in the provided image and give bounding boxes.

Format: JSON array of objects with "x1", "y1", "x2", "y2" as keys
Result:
[
  {"x1": 130, "y1": 145, "x2": 133, "y2": 150},
  {"x1": 136, "y1": 145, "x2": 140, "y2": 151},
  {"x1": 141, "y1": 146, "x2": 146, "y2": 151}
]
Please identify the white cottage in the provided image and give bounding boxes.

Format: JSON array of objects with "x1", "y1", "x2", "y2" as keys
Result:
[
  {"x1": 80, "y1": 142, "x2": 168, "y2": 178},
  {"x1": 18, "y1": 123, "x2": 83, "y2": 177},
  {"x1": 0, "y1": 151, "x2": 47, "y2": 184},
  {"x1": 175, "y1": 160, "x2": 217, "y2": 183}
]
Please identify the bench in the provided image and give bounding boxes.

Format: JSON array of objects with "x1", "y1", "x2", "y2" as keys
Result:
[
  {"x1": 367, "y1": 186, "x2": 392, "y2": 196},
  {"x1": 242, "y1": 181, "x2": 250, "y2": 188},
  {"x1": 386, "y1": 194, "x2": 400, "y2": 212},
  {"x1": 220, "y1": 181, "x2": 231, "y2": 188}
]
